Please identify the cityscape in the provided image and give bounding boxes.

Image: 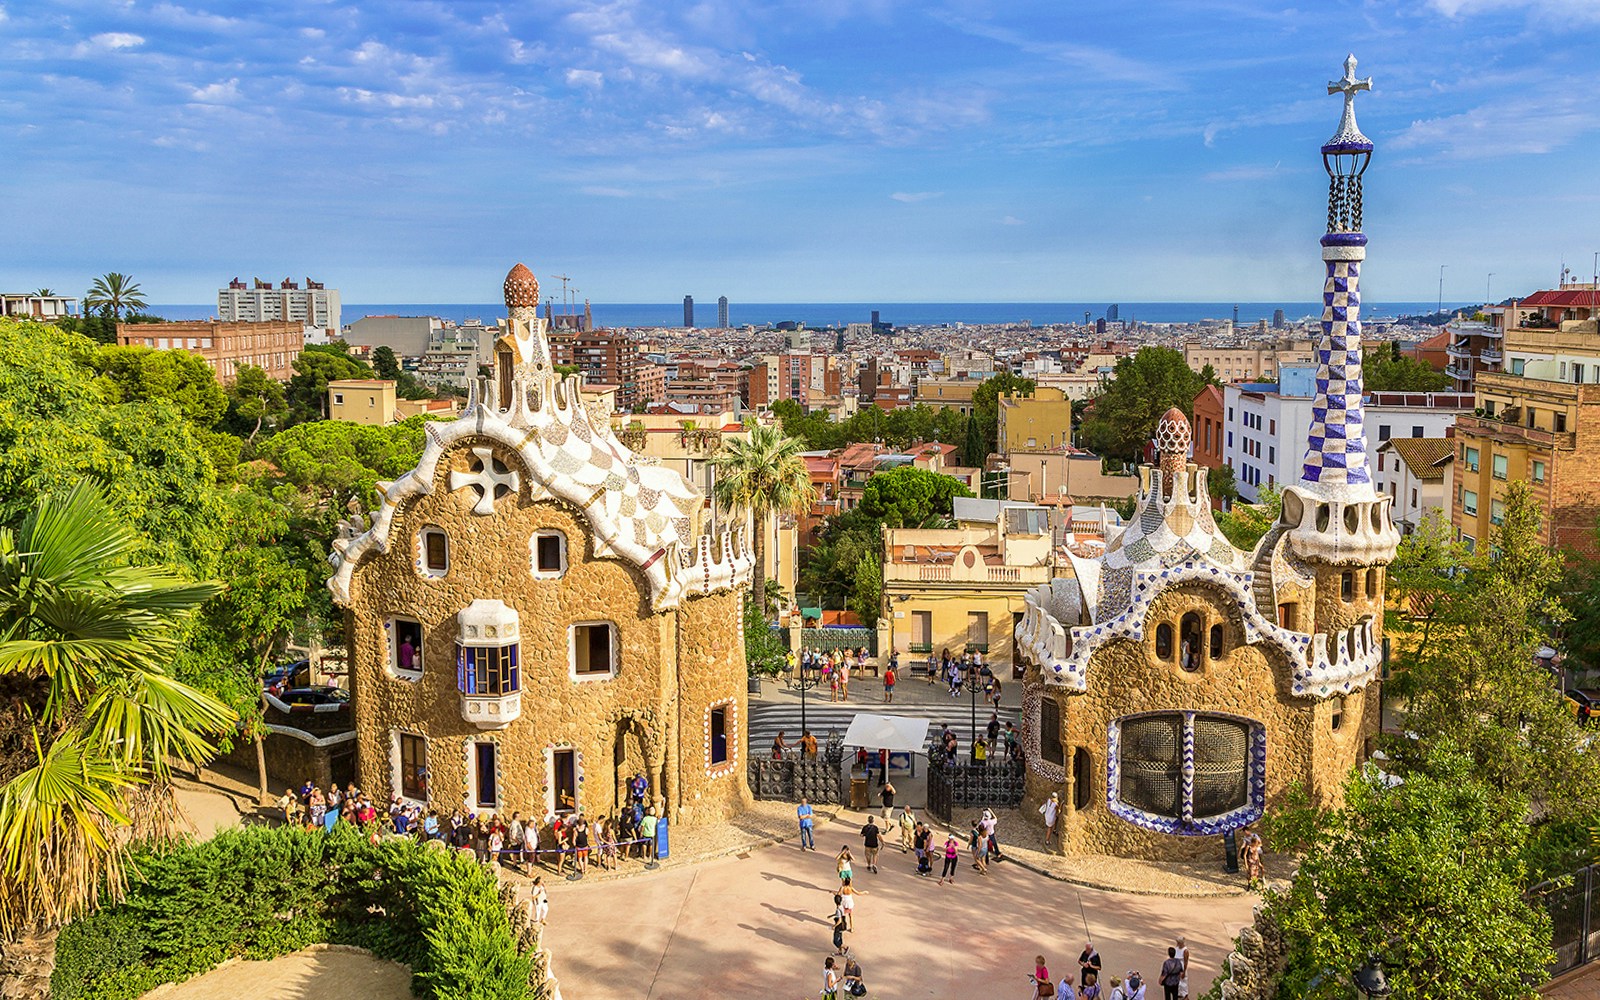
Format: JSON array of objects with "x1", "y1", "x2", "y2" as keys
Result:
[{"x1": 3, "y1": 5, "x2": 1600, "y2": 1000}]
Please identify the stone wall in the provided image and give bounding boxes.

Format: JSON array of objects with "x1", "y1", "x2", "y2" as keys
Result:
[
  {"x1": 1022, "y1": 582, "x2": 1373, "y2": 861},
  {"x1": 346, "y1": 440, "x2": 749, "y2": 828}
]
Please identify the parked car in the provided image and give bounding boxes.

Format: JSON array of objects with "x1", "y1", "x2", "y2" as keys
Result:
[{"x1": 279, "y1": 686, "x2": 351, "y2": 710}]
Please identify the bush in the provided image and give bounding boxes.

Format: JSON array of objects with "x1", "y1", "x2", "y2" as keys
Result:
[
  {"x1": 50, "y1": 909, "x2": 145, "y2": 1000},
  {"x1": 51, "y1": 825, "x2": 533, "y2": 1000}
]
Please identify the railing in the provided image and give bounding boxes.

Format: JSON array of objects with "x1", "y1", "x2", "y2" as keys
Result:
[
  {"x1": 884, "y1": 564, "x2": 1049, "y2": 584},
  {"x1": 965, "y1": 642, "x2": 990, "y2": 653},
  {"x1": 1446, "y1": 343, "x2": 1473, "y2": 360},
  {"x1": 1445, "y1": 364, "x2": 1472, "y2": 381},
  {"x1": 1480, "y1": 348, "x2": 1504, "y2": 363},
  {"x1": 909, "y1": 642, "x2": 933, "y2": 654},
  {"x1": 1531, "y1": 864, "x2": 1600, "y2": 977},
  {"x1": 1456, "y1": 414, "x2": 1577, "y2": 451}
]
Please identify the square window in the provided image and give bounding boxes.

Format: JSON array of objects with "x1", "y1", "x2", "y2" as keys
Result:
[
  {"x1": 1378, "y1": 425, "x2": 1391, "y2": 440},
  {"x1": 1492, "y1": 454, "x2": 1508, "y2": 480},
  {"x1": 1463, "y1": 490, "x2": 1478, "y2": 516},
  {"x1": 572, "y1": 622, "x2": 616, "y2": 678},
  {"x1": 1412, "y1": 426, "x2": 1423, "y2": 438},
  {"x1": 388, "y1": 618, "x2": 423, "y2": 678},
  {"x1": 532, "y1": 531, "x2": 568, "y2": 577},
  {"x1": 333, "y1": 392, "x2": 344, "y2": 404},
  {"x1": 1533, "y1": 461, "x2": 1546, "y2": 483}
]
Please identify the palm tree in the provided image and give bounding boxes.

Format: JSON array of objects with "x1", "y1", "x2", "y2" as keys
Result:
[
  {"x1": 82, "y1": 273, "x2": 147, "y2": 319},
  {"x1": 0, "y1": 482, "x2": 234, "y2": 938},
  {"x1": 711, "y1": 423, "x2": 815, "y2": 613},
  {"x1": 32, "y1": 288, "x2": 55, "y2": 298}
]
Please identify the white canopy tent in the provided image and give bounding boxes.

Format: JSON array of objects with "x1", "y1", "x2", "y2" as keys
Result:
[{"x1": 840, "y1": 713, "x2": 935, "y2": 753}]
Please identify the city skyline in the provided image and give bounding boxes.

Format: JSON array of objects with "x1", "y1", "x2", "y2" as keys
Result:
[{"x1": 3, "y1": 1, "x2": 1597, "y2": 304}]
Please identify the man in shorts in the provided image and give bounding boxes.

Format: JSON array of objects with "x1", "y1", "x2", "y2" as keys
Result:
[{"x1": 860, "y1": 815, "x2": 882, "y2": 873}]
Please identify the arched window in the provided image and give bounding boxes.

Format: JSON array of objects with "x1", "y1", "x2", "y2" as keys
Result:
[
  {"x1": 1340, "y1": 571, "x2": 1354, "y2": 601},
  {"x1": 1073, "y1": 747, "x2": 1093, "y2": 811},
  {"x1": 1154, "y1": 622, "x2": 1174, "y2": 660},
  {"x1": 1331, "y1": 696, "x2": 1345, "y2": 731},
  {"x1": 1366, "y1": 568, "x2": 1378, "y2": 596},
  {"x1": 1179, "y1": 612, "x2": 1203, "y2": 671},
  {"x1": 419, "y1": 527, "x2": 449, "y2": 578},
  {"x1": 1111, "y1": 712, "x2": 1265, "y2": 834},
  {"x1": 1343, "y1": 504, "x2": 1360, "y2": 532},
  {"x1": 1208, "y1": 623, "x2": 1224, "y2": 660}
]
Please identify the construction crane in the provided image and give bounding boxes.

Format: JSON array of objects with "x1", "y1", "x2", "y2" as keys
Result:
[{"x1": 550, "y1": 274, "x2": 573, "y2": 314}]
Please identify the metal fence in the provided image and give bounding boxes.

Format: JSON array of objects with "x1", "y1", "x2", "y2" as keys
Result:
[
  {"x1": 748, "y1": 736, "x2": 847, "y2": 805},
  {"x1": 1532, "y1": 864, "x2": 1600, "y2": 977},
  {"x1": 926, "y1": 750, "x2": 1025, "y2": 822}
]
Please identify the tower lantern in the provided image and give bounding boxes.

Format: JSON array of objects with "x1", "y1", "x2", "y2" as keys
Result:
[{"x1": 1322, "y1": 54, "x2": 1373, "y2": 235}]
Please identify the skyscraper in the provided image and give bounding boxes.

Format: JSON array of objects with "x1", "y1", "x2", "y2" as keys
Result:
[
  {"x1": 1106, "y1": 304, "x2": 1119, "y2": 322},
  {"x1": 1273, "y1": 308, "x2": 1286, "y2": 330},
  {"x1": 717, "y1": 295, "x2": 729, "y2": 328},
  {"x1": 683, "y1": 295, "x2": 694, "y2": 328}
]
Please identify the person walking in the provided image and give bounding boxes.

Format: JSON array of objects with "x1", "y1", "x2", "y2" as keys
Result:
[
  {"x1": 1173, "y1": 937, "x2": 1190, "y2": 999},
  {"x1": 1158, "y1": 949, "x2": 1184, "y2": 1000},
  {"x1": 883, "y1": 661, "x2": 896, "y2": 703},
  {"x1": 1056, "y1": 973, "x2": 1078, "y2": 1000},
  {"x1": 937, "y1": 832, "x2": 960, "y2": 884},
  {"x1": 797, "y1": 797, "x2": 816, "y2": 851},
  {"x1": 981, "y1": 807, "x2": 1005, "y2": 862},
  {"x1": 1041, "y1": 791, "x2": 1061, "y2": 846},
  {"x1": 913, "y1": 821, "x2": 932, "y2": 876},
  {"x1": 838, "y1": 875, "x2": 865, "y2": 930},
  {"x1": 860, "y1": 816, "x2": 882, "y2": 873},
  {"x1": 830, "y1": 900, "x2": 848, "y2": 956},
  {"x1": 835, "y1": 846, "x2": 854, "y2": 887},
  {"x1": 530, "y1": 876, "x2": 548, "y2": 924},
  {"x1": 772, "y1": 730, "x2": 789, "y2": 760},
  {"x1": 880, "y1": 779, "x2": 895, "y2": 819},
  {"x1": 898, "y1": 804, "x2": 915, "y2": 852},
  {"x1": 1081, "y1": 971, "x2": 1102, "y2": 1000}
]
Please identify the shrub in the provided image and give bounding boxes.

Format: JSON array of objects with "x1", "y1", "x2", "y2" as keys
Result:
[
  {"x1": 51, "y1": 825, "x2": 532, "y2": 1000},
  {"x1": 50, "y1": 909, "x2": 145, "y2": 1000}
]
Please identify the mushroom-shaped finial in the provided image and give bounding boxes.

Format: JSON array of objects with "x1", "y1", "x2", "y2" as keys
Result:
[{"x1": 503, "y1": 263, "x2": 540, "y2": 310}]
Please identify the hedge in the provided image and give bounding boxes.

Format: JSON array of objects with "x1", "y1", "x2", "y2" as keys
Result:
[{"x1": 50, "y1": 824, "x2": 534, "y2": 1000}]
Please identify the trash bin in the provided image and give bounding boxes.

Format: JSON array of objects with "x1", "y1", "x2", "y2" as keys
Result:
[{"x1": 850, "y1": 770, "x2": 869, "y2": 809}]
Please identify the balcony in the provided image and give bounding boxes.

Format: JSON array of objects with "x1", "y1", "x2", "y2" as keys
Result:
[
  {"x1": 461, "y1": 690, "x2": 522, "y2": 729},
  {"x1": 1445, "y1": 342, "x2": 1474, "y2": 361},
  {"x1": 1455, "y1": 414, "x2": 1576, "y2": 452},
  {"x1": 1444, "y1": 364, "x2": 1472, "y2": 382},
  {"x1": 883, "y1": 561, "x2": 1053, "y2": 586},
  {"x1": 1479, "y1": 347, "x2": 1504, "y2": 364}
]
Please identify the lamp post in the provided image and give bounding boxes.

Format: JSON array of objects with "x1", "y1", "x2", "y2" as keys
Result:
[{"x1": 1353, "y1": 960, "x2": 1392, "y2": 998}]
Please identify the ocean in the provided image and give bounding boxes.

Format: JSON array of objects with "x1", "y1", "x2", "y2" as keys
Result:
[{"x1": 146, "y1": 301, "x2": 1463, "y2": 328}]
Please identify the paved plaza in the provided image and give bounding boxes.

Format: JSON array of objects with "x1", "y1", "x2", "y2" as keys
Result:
[{"x1": 541, "y1": 812, "x2": 1257, "y2": 1000}]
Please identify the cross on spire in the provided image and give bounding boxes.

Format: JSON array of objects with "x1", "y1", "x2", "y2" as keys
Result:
[{"x1": 1325, "y1": 54, "x2": 1372, "y2": 148}]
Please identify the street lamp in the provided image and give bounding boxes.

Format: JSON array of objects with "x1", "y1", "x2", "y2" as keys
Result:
[{"x1": 1353, "y1": 960, "x2": 1392, "y2": 998}]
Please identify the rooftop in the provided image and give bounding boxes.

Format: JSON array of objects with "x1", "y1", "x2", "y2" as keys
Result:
[{"x1": 1377, "y1": 437, "x2": 1452, "y2": 481}]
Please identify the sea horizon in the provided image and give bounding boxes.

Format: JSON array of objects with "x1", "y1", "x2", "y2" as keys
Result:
[{"x1": 145, "y1": 300, "x2": 1471, "y2": 329}]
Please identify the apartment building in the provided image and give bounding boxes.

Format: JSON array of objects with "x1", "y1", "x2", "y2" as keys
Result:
[
  {"x1": 1450, "y1": 315, "x2": 1600, "y2": 555},
  {"x1": 219, "y1": 277, "x2": 340, "y2": 331},
  {"x1": 116, "y1": 319, "x2": 302, "y2": 383},
  {"x1": 328, "y1": 379, "x2": 397, "y2": 425},
  {"x1": 1183, "y1": 339, "x2": 1314, "y2": 382},
  {"x1": 2, "y1": 292, "x2": 76, "y2": 319},
  {"x1": 549, "y1": 329, "x2": 648, "y2": 410},
  {"x1": 913, "y1": 377, "x2": 980, "y2": 414},
  {"x1": 1223, "y1": 367, "x2": 1471, "y2": 503},
  {"x1": 747, "y1": 352, "x2": 839, "y2": 408},
  {"x1": 1375, "y1": 437, "x2": 1452, "y2": 535},
  {"x1": 998, "y1": 386, "x2": 1073, "y2": 452}
]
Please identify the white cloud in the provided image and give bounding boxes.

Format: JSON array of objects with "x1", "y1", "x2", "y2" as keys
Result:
[
  {"x1": 187, "y1": 78, "x2": 240, "y2": 104},
  {"x1": 1391, "y1": 96, "x2": 1600, "y2": 158},
  {"x1": 300, "y1": 27, "x2": 325, "y2": 39},
  {"x1": 80, "y1": 32, "x2": 144, "y2": 53},
  {"x1": 1204, "y1": 162, "x2": 1284, "y2": 182},
  {"x1": 582, "y1": 185, "x2": 634, "y2": 197},
  {"x1": 1428, "y1": 0, "x2": 1600, "y2": 20},
  {"x1": 890, "y1": 191, "x2": 941, "y2": 203},
  {"x1": 1001, "y1": 215, "x2": 1024, "y2": 225},
  {"x1": 1203, "y1": 123, "x2": 1221, "y2": 148},
  {"x1": 565, "y1": 68, "x2": 604, "y2": 89}
]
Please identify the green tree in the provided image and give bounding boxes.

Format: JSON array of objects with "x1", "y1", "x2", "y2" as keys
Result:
[
  {"x1": 1204, "y1": 461, "x2": 1239, "y2": 508},
  {"x1": 711, "y1": 424, "x2": 816, "y2": 612},
  {"x1": 847, "y1": 552, "x2": 882, "y2": 628},
  {"x1": 370, "y1": 345, "x2": 402, "y2": 380},
  {"x1": 221, "y1": 364, "x2": 288, "y2": 444},
  {"x1": 971, "y1": 372, "x2": 1037, "y2": 456},
  {"x1": 1213, "y1": 484, "x2": 1281, "y2": 551},
  {"x1": 1363, "y1": 347, "x2": 1450, "y2": 392},
  {"x1": 858, "y1": 465, "x2": 972, "y2": 528},
  {"x1": 82, "y1": 273, "x2": 147, "y2": 320},
  {"x1": 742, "y1": 595, "x2": 787, "y2": 678},
  {"x1": 257, "y1": 417, "x2": 429, "y2": 513},
  {"x1": 0, "y1": 482, "x2": 235, "y2": 937},
  {"x1": 1267, "y1": 748, "x2": 1551, "y2": 1000},
  {"x1": 88, "y1": 345, "x2": 227, "y2": 428},
  {"x1": 285, "y1": 348, "x2": 372, "y2": 424},
  {"x1": 961, "y1": 413, "x2": 985, "y2": 468},
  {"x1": 1388, "y1": 481, "x2": 1595, "y2": 817},
  {"x1": 1078, "y1": 347, "x2": 1209, "y2": 463},
  {"x1": 797, "y1": 507, "x2": 884, "y2": 611}
]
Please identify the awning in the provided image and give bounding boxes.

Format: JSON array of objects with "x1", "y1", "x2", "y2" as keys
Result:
[{"x1": 841, "y1": 713, "x2": 935, "y2": 753}]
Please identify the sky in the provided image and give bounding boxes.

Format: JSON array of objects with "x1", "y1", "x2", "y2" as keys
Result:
[{"x1": 2, "y1": 0, "x2": 1597, "y2": 305}]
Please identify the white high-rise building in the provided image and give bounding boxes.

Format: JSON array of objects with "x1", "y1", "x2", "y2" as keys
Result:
[{"x1": 218, "y1": 277, "x2": 341, "y2": 332}]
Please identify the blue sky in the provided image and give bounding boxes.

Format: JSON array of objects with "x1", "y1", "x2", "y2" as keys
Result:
[{"x1": 3, "y1": 0, "x2": 1597, "y2": 304}]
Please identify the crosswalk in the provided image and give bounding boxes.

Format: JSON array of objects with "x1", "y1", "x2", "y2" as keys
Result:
[{"x1": 745, "y1": 699, "x2": 1001, "y2": 755}]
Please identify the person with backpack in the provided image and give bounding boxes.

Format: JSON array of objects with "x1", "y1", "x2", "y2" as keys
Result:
[
  {"x1": 841, "y1": 948, "x2": 866, "y2": 997},
  {"x1": 1124, "y1": 970, "x2": 1147, "y2": 1000},
  {"x1": 899, "y1": 804, "x2": 916, "y2": 852},
  {"x1": 1158, "y1": 948, "x2": 1185, "y2": 1000},
  {"x1": 913, "y1": 821, "x2": 932, "y2": 876}
]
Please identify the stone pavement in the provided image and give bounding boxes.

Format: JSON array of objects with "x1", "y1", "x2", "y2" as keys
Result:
[
  {"x1": 540, "y1": 812, "x2": 1259, "y2": 1000},
  {"x1": 1545, "y1": 964, "x2": 1600, "y2": 999}
]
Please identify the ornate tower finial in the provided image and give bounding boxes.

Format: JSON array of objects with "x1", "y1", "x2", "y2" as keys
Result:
[
  {"x1": 1300, "y1": 56, "x2": 1379, "y2": 498},
  {"x1": 1322, "y1": 54, "x2": 1373, "y2": 235}
]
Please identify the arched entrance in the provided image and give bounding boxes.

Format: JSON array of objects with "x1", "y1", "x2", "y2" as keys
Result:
[{"x1": 613, "y1": 716, "x2": 658, "y2": 817}]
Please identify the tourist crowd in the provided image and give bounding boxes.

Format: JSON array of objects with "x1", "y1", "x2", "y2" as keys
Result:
[{"x1": 275, "y1": 773, "x2": 666, "y2": 878}]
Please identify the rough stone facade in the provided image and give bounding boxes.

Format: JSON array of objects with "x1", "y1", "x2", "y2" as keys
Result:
[{"x1": 328, "y1": 264, "x2": 754, "y2": 829}]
